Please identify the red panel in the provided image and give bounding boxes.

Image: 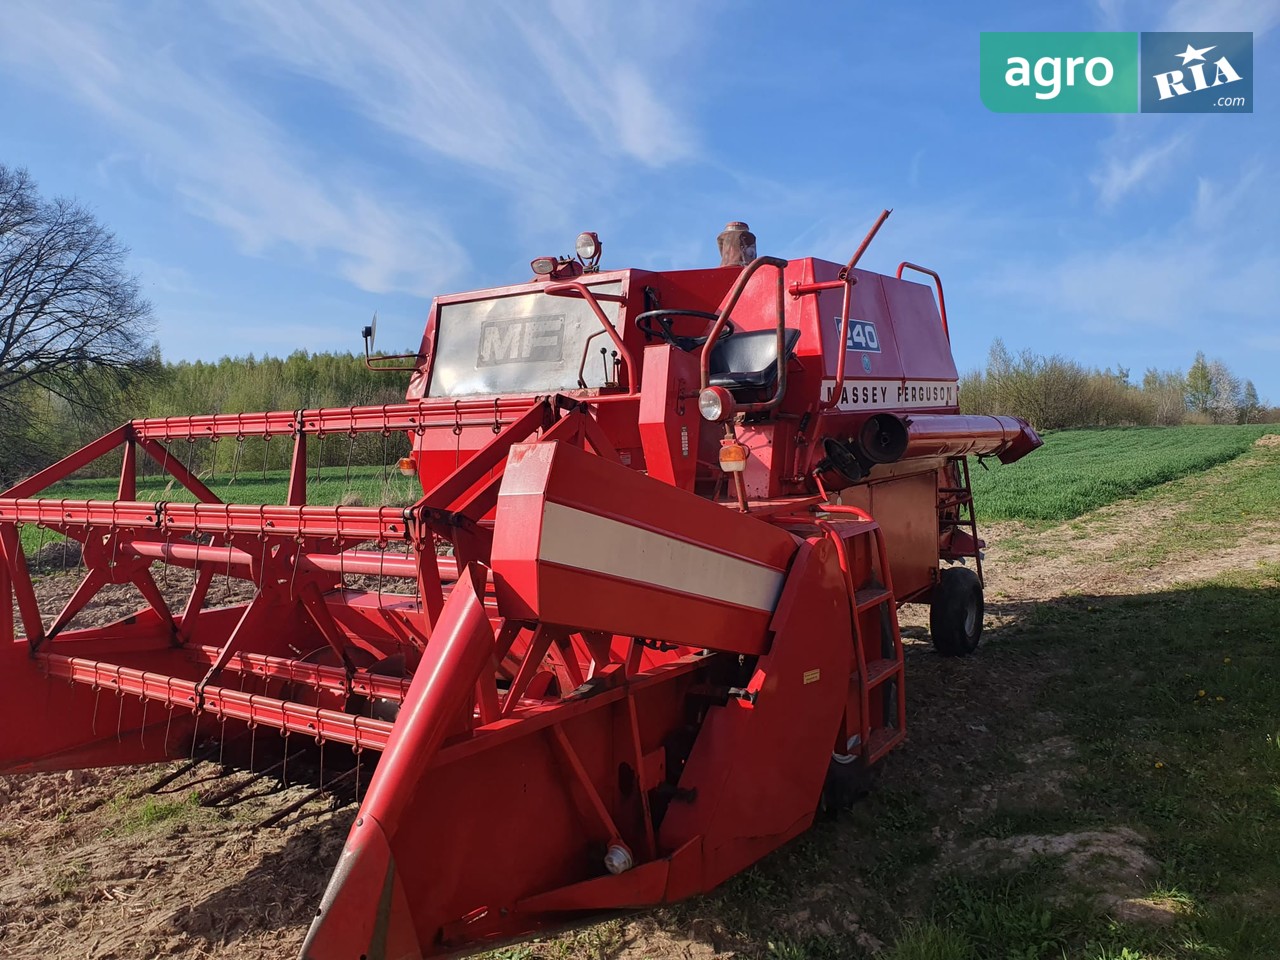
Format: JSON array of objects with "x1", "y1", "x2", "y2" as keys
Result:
[
  {"x1": 0, "y1": 638, "x2": 183, "y2": 772},
  {"x1": 491, "y1": 442, "x2": 799, "y2": 654},
  {"x1": 658, "y1": 538, "x2": 853, "y2": 887},
  {"x1": 638, "y1": 344, "x2": 701, "y2": 491},
  {"x1": 534, "y1": 564, "x2": 780, "y2": 654},
  {"x1": 879, "y1": 273, "x2": 958, "y2": 383},
  {"x1": 516, "y1": 441, "x2": 797, "y2": 570},
  {"x1": 841, "y1": 470, "x2": 940, "y2": 601}
]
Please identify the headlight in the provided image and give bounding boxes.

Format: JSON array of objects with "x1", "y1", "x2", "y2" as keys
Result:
[
  {"x1": 698, "y1": 386, "x2": 735, "y2": 422},
  {"x1": 575, "y1": 231, "x2": 600, "y2": 262}
]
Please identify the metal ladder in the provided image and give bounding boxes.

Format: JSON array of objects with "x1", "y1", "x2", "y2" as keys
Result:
[
  {"x1": 937, "y1": 455, "x2": 985, "y2": 585},
  {"x1": 852, "y1": 523, "x2": 906, "y2": 764},
  {"x1": 821, "y1": 518, "x2": 906, "y2": 765}
]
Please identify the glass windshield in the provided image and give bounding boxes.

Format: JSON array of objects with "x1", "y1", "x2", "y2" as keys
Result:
[{"x1": 427, "y1": 282, "x2": 624, "y2": 398}]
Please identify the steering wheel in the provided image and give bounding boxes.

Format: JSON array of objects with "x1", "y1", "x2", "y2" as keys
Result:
[{"x1": 635, "y1": 309, "x2": 735, "y2": 352}]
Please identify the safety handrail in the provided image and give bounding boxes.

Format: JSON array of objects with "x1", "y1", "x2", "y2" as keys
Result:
[
  {"x1": 794, "y1": 209, "x2": 892, "y2": 410},
  {"x1": 544, "y1": 281, "x2": 638, "y2": 395},
  {"x1": 699, "y1": 256, "x2": 789, "y2": 415},
  {"x1": 896, "y1": 261, "x2": 948, "y2": 342}
]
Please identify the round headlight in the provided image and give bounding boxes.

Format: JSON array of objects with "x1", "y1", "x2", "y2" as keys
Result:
[
  {"x1": 698, "y1": 386, "x2": 734, "y2": 422},
  {"x1": 531, "y1": 256, "x2": 557, "y2": 276},
  {"x1": 575, "y1": 231, "x2": 600, "y2": 262}
]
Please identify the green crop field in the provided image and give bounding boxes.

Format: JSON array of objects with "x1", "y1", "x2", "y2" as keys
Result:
[
  {"x1": 15, "y1": 465, "x2": 424, "y2": 555},
  {"x1": 34, "y1": 463, "x2": 422, "y2": 508},
  {"x1": 970, "y1": 425, "x2": 1274, "y2": 523}
]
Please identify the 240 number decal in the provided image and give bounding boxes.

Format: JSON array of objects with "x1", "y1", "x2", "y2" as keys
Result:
[{"x1": 834, "y1": 317, "x2": 881, "y2": 353}]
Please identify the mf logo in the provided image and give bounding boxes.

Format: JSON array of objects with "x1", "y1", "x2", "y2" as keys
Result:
[
  {"x1": 1141, "y1": 32, "x2": 1252, "y2": 112},
  {"x1": 477, "y1": 315, "x2": 564, "y2": 367}
]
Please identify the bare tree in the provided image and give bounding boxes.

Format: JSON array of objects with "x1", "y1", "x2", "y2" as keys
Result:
[
  {"x1": 1240, "y1": 380, "x2": 1262, "y2": 424},
  {"x1": 1142, "y1": 367, "x2": 1188, "y2": 425},
  {"x1": 0, "y1": 165, "x2": 157, "y2": 474}
]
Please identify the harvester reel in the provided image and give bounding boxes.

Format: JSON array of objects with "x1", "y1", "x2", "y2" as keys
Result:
[
  {"x1": 929, "y1": 565, "x2": 984, "y2": 656},
  {"x1": 635, "y1": 309, "x2": 734, "y2": 351}
]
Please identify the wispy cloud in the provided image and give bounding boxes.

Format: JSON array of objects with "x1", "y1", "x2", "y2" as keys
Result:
[
  {"x1": 1090, "y1": 128, "x2": 1190, "y2": 207},
  {"x1": 1192, "y1": 160, "x2": 1264, "y2": 229},
  {"x1": 1093, "y1": 0, "x2": 1127, "y2": 30},
  {"x1": 1161, "y1": 0, "x2": 1280, "y2": 34},
  {"x1": 0, "y1": 3, "x2": 471, "y2": 298},
  {"x1": 217, "y1": 1, "x2": 701, "y2": 184},
  {"x1": 992, "y1": 157, "x2": 1280, "y2": 334}
]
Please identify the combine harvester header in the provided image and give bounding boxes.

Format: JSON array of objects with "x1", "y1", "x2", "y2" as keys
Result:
[{"x1": 0, "y1": 212, "x2": 1039, "y2": 957}]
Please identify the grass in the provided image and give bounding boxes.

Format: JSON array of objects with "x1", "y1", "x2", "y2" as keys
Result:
[
  {"x1": 990, "y1": 564, "x2": 1280, "y2": 958},
  {"x1": 1118, "y1": 443, "x2": 1280, "y2": 565},
  {"x1": 971, "y1": 425, "x2": 1272, "y2": 522},
  {"x1": 17, "y1": 424, "x2": 1272, "y2": 553},
  {"x1": 108, "y1": 790, "x2": 205, "y2": 835},
  {"x1": 38, "y1": 462, "x2": 422, "y2": 507}
]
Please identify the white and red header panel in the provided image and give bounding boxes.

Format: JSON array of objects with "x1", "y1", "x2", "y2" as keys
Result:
[{"x1": 491, "y1": 441, "x2": 799, "y2": 655}]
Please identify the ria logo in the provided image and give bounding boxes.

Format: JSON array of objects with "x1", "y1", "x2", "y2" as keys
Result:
[
  {"x1": 1152, "y1": 42, "x2": 1242, "y2": 101},
  {"x1": 1140, "y1": 32, "x2": 1252, "y2": 113}
]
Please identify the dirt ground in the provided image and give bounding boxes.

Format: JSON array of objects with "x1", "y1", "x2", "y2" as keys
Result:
[{"x1": 1, "y1": 474, "x2": 1276, "y2": 960}]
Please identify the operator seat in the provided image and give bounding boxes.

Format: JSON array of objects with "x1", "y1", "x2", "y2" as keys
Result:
[{"x1": 708, "y1": 327, "x2": 801, "y2": 391}]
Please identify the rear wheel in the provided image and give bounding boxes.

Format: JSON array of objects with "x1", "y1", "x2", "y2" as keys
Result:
[{"x1": 930, "y1": 566, "x2": 983, "y2": 657}]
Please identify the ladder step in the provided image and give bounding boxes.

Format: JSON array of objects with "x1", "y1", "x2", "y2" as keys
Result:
[
  {"x1": 854, "y1": 587, "x2": 893, "y2": 612},
  {"x1": 863, "y1": 658, "x2": 899, "y2": 688},
  {"x1": 866, "y1": 725, "x2": 905, "y2": 764}
]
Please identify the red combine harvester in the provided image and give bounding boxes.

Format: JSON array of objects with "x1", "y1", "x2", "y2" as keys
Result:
[{"x1": 0, "y1": 212, "x2": 1039, "y2": 957}]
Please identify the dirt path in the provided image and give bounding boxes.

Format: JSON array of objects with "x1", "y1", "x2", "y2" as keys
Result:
[{"x1": 1, "y1": 451, "x2": 1274, "y2": 960}]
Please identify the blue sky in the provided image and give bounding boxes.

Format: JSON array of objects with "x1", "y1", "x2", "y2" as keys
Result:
[{"x1": 2, "y1": 0, "x2": 1277, "y2": 396}]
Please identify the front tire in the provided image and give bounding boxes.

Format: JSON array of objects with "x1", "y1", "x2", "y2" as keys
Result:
[
  {"x1": 818, "y1": 752, "x2": 877, "y2": 817},
  {"x1": 930, "y1": 566, "x2": 983, "y2": 657}
]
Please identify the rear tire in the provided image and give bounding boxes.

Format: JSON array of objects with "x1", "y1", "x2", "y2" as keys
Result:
[{"x1": 930, "y1": 566, "x2": 983, "y2": 657}]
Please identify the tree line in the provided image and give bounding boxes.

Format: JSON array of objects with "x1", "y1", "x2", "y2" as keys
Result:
[
  {"x1": 960, "y1": 340, "x2": 1274, "y2": 429},
  {"x1": 3, "y1": 351, "x2": 415, "y2": 482}
]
